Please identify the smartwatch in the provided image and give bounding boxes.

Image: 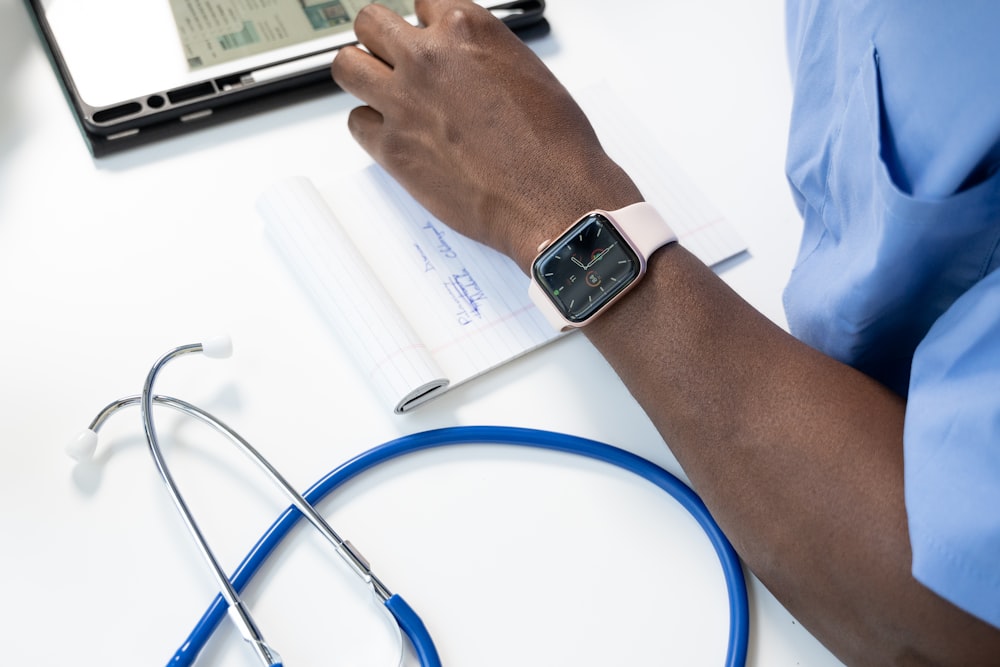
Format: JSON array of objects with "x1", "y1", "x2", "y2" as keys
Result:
[{"x1": 528, "y1": 202, "x2": 677, "y2": 331}]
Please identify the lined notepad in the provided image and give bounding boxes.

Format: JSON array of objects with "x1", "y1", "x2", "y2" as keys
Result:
[{"x1": 260, "y1": 83, "x2": 747, "y2": 413}]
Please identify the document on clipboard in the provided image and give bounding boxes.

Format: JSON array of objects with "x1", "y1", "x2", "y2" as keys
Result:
[{"x1": 23, "y1": 0, "x2": 548, "y2": 156}]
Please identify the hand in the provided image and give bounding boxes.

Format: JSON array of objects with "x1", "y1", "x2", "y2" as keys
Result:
[{"x1": 331, "y1": 0, "x2": 643, "y2": 272}]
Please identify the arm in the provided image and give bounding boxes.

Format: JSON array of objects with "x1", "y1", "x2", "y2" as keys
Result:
[{"x1": 330, "y1": 2, "x2": 1000, "y2": 664}]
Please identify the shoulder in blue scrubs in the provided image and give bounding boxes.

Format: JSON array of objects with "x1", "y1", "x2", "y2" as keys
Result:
[{"x1": 782, "y1": 0, "x2": 1000, "y2": 629}]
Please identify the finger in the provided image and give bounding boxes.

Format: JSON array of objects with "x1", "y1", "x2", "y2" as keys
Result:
[
  {"x1": 352, "y1": 2, "x2": 417, "y2": 67},
  {"x1": 344, "y1": 105, "x2": 386, "y2": 160},
  {"x1": 331, "y1": 45, "x2": 394, "y2": 110}
]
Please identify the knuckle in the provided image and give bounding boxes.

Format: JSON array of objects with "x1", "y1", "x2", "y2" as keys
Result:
[
  {"x1": 400, "y1": 5, "x2": 498, "y2": 71},
  {"x1": 402, "y1": 36, "x2": 444, "y2": 71},
  {"x1": 440, "y1": 5, "x2": 490, "y2": 35}
]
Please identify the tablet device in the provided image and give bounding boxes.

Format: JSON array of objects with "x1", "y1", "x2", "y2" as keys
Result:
[{"x1": 25, "y1": 0, "x2": 547, "y2": 156}]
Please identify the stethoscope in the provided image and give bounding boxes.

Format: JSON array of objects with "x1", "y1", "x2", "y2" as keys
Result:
[{"x1": 67, "y1": 338, "x2": 750, "y2": 667}]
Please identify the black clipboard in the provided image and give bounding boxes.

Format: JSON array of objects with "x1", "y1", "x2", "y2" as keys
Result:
[{"x1": 24, "y1": 0, "x2": 547, "y2": 157}]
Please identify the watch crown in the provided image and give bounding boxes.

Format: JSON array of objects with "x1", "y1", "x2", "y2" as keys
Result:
[{"x1": 536, "y1": 239, "x2": 552, "y2": 253}]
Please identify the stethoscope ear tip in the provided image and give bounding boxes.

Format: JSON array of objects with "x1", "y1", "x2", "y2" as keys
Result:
[
  {"x1": 66, "y1": 428, "x2": 98, "y2": 462},
  {"x1": 201, "y1": 335, "x2": 233, "y2": 359}
]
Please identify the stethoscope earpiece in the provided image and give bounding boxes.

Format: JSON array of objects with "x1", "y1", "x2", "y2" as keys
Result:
[
  {"x1": 66, "y1": 428, "x2": 98, "y2": 462},
  {"x1": 200, "y1": 335, "x2": 233, "y2": 359}
]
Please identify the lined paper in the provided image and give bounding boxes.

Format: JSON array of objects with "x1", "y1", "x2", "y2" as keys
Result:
[{"x1": 261, "y1": 177, "x2": 449, "y2": 411}]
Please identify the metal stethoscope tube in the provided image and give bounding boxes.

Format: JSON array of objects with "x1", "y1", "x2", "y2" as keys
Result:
[{"x1": 73, "y1": 338, "x2": 423, "y2": 667}]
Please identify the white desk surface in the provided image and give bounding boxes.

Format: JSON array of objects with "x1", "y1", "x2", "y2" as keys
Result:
[{"x1": 0, "y1": 0, "x2": 846, "y2": 665}]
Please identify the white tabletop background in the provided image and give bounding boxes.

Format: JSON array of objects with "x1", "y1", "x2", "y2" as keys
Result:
[{"x1": 0, "y1": 0, "x2": 845, "y2": 664}]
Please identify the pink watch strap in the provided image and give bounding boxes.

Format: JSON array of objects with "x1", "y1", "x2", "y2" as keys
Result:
[{"x1": 611, "y1": 202, "x2": 677, "y2": 256}]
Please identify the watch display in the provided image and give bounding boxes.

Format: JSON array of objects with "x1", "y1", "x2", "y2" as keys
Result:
[{"x1": 532, "y1": 213, "x2": 641, "y2": 323}]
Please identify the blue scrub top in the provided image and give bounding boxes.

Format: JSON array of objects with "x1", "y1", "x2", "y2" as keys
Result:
[{"x1": 782, "y1": 0, "x2": 1000, "y2": 629}]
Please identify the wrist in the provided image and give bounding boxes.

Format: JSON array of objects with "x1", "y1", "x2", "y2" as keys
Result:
[
  {"x1": 527, "y1": 201, "x2": 677, "y2": 331},
  {"x1": 500, "y1": 159, "x2": 645, "y2": 273}
]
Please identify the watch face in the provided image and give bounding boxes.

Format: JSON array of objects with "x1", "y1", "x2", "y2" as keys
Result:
[{"x1": 532, "y1": 213, "x2": 641, "y2": 323}]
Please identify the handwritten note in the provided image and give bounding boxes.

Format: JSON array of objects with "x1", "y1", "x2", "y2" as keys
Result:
[{"x1": 313, "y1": 164, "x2": 556, "y2": 405}]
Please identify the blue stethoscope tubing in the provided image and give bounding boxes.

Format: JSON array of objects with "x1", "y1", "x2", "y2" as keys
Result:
[{"x1": 172, "y1": 425, "x2": 750, "y2": 667}]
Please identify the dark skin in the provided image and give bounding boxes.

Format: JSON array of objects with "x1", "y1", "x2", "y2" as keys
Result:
[{"x1": 330, "y1": 1, "x2": 1000, "y2": 664}]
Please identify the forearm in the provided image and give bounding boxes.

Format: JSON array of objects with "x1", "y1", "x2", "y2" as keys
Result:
[{"x1": 579, "y1": 243, "x2": 997, "y2": 666}]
